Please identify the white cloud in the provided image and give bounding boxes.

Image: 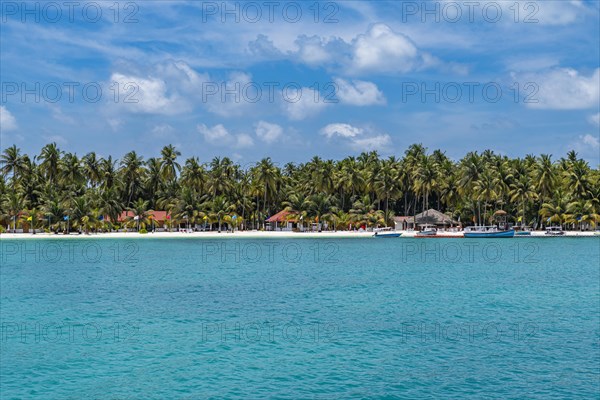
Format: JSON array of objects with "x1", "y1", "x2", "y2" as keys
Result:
[
  {"x1": 0, "y1": 107, "x2": 17, "y2": 131},
  {"x1": 351, "y1": 24, "x2": 419, "y2": 73},
  {"x1": 236, "y1": 133, "x2": 254, "y2": 148},
  {"x1": 197, "y1": 123, "x2": 230, "y2": 144},
  {"x1": 570, "y1": 134, "x2": 600, "y2": 165},
  {"x1": 581, "y1": 134, "x2": 599, "y2": 149},
  {"x1": 588, "y1": 113, "x2": 600, "y2": 127},
  {"x1": 349, "y1": 135, "x2": 392, "y2": 152},
  {"x1": 197, "y1": 123, "x2": 253, "y2": 148},
  {"x1": 282, "y1": 87, "x2": 329, "y2": 120},
  {"x1": 151, "y1": 123, "x2": 175, "y2": 139},
  {"x1": 516, "y1": 68, "x2": 599, "y2": 109},
  {"x1": 260, "y1": 23, "x2": 435, "y2": 76},
  {"x1": 334, "y1": 78, "x2": 386, "y2": 106},
  {"x1": 320, "y1": 123, "x2": 392, "y2": 152},
  {"x1": 294, "y1": 35, "x2": 333, "y2": 66},
  {"x1": 110, "y1": 72, "x2": 187, "y2": 115},
  {"x1": 255, "y1": 121, "x2": 283, "y2": 143},
  {"x1": 321, "y1": 123, "x2": 363, "y2": 139}
]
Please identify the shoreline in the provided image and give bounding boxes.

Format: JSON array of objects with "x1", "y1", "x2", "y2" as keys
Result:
[{"x1": 0, "y1": 230, "x2": 597, "y2": 239}]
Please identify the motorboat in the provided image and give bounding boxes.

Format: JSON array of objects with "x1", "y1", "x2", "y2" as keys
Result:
[
  {"x1": 464, "y1": 226, "x2": 515, "y2": 238},
  {"x1": 373, "y1": 227, "x2": 402, "y2": 238}
]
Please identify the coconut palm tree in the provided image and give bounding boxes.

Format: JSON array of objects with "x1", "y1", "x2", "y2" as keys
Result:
[
  {"x1": 210, "y1": 195, "x2": 233, "y2": 233},
  {"x1": 120, "y1": 151, "x2": 146, "y2": 207},
  {"x1": 38, "y1": 143, "x2": 62, "y2": 184},
  {"x1": 0, "y1": 145, "x2": 26, "y2": 190},
  {"x1": 160, "y1": 145, "x2": 181, "y2": 183}
]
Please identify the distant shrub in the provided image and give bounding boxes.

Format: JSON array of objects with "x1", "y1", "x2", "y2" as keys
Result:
[
  {"x1": 0, "y1": 226, "x2": 5, "y2": 233},
  {"x1": 139, "y1": 228, "x2": 148, "y2": 234}
]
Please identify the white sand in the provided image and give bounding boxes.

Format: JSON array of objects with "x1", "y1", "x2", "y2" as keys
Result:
[{"x1": 0, "y1": 230, "x2": 596, "y2": 239}]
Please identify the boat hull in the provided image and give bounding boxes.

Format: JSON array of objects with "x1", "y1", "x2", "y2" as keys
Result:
[
  {"x1": 373, "y1": 233, "x2": 402, "y2": 238},
  {"x1": 464, "y1": 230, "x2": 515, "y2": 238},
  {"x1": 515, "y1": 231, "x2": 531, "y2": 236}
]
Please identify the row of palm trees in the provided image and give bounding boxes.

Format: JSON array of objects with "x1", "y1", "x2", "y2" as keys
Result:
[{"x1": 1, "y1": 143, "x2": 598, "y2": 233}]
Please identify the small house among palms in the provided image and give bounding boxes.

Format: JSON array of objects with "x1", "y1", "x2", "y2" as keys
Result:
[{"x1": 266, "y1": 210, "x2": 298, "y2": 231}]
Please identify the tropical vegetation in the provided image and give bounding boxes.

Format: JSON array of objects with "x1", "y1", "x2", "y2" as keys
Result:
[{"x1": 1, "y1": 143, "x2": 598, "y2": 233}]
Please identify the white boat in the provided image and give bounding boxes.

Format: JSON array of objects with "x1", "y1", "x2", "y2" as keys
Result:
[
  {"x1": 545, "y1": 226, "x2": 565, "y2": 236},
  {"x1": 415, "y1": 224, "x2": 437, "y2": 237},
  {"x1": 373, "y1": 227, "x2": 402, "y2": 238}
]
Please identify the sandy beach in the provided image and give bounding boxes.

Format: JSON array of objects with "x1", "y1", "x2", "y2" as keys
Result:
[{"x1": 1, "y1": 230, "x2": 597, "y2": 239}]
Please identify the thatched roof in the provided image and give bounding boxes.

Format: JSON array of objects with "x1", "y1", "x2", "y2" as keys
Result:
[{"x1": 413, "y1": 209, "x2": 458, "y2": 225}]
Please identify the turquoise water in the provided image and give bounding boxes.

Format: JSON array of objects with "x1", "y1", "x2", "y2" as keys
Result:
[{"x1": 1, "y1": 237, "x2": 599, "y2": 398}]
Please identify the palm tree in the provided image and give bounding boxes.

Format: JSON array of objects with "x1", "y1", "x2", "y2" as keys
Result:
[
  {"x1": 210, "y1": 195, "x2": 233, "y2": 233},
  {"x1": 509, "y1": 174, "x2": 537, "y2": 227},
  {"x1": 253, "y1": 158, "x2": 279, "y2": 227},
  {"x1": 374, "y1": 159, "x2": 399, "y2": 226},
  {"x1": 127, "y1": 198, "x2": 151, "y2": 231},
  {"x1": 160, "y1": 145, "x2": 181, "y2": 183},
  {"x1": 0, "y1": 145, "x2": 26, "y2": 190},
  {"x1": 540, "y1": 190, "x2": 570, "y2": 228},
  {"x1": 38, "y1": 143, "x2": 62, "y2": 184},
  {"x1": 82, "y1": 152, "x2": 102, "y2": 188},
  {"x1": 306, "y1": 193, "x2": 334, "y2": 231},
  {"x1": 120, "y1": 151, "x2": 145, "y2": 207},
  {"x1": 2, "y1": 190, "x2": 27, "y2": 231},
  {"x1": 413, "y1": 155, "x2": 439, "y2": 215}
]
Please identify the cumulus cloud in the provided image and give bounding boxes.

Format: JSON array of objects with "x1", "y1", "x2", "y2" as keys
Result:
[
  {"x1": 334, "y1": 78, "x2": 386, "y2": 106},
  {"x1": 588, "y1": 113, "x2": 600, "y2": 127},
  {"x1": 197, "y1": 123, "x2": 253, "y2": 148},
  {"x1": 255, "y1": 121, "x2": 283, "y2": 143},
  {"x1": 351, "y1": 24, "x2": 420, "y2": 73},
  {"x1": 320, "y1": 123, "x2": 391, "y2": 152},
  {"x1": 110, "y1": 72, "x2": 188, "y2": 115},
  {"x1": 254, "y1": 23, "x2": 437, "y2": 76},
  {"x1": 515, "y1": 68, "x2": 599, "y2": 109},
  {"x1": 0, "y1": 107, "x2": 17, "y2": 131},
  {"x1": 321, "y1": 123, "x2": 363, "y2": 139},
  {"x1": 282, "y1": 87, "x2": 329, "y2": 120}
]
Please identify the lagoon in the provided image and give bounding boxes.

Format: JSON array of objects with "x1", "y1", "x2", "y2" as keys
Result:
[{"x1": 1, "y1": 237, "x2": 599, "y2": 398}]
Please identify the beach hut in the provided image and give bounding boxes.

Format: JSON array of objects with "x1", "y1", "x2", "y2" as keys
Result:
[
  {"x1": 393, "y1": 216, "x2": 414, "y2": 231},
  {"x1": 265, "y1": 210, "x2": 297, "y2": 231},
  {"x1": 412, "y1": 209, "x2": 458, "y2": 229}
]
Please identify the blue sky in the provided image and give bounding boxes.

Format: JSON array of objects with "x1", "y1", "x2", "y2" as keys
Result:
[{"x1": 1, "y1": 0, "x2": 599, "y2": 165}]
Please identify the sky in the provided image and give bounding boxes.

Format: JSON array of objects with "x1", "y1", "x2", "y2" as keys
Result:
[{"x1": 1, "y1": 0, "x2": 599, "y2": 166}]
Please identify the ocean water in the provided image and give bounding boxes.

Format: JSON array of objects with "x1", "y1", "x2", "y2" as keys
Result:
[{"x1": 1, "y1": 237, "x2": 599, "y2": 399}]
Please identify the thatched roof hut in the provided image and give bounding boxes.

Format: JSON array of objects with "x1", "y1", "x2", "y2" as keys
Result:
[{"x1": 413, "y1": 209, "x2": 458, "y2": 226}]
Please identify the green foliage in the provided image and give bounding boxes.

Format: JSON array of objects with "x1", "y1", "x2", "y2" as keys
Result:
[{"x1": 0, "y1": 144, "x2": 598, "y2": 232}]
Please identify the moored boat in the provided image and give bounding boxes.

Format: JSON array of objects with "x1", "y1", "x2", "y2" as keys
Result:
[
  {"x1": 464, "y1": 226, "x2": 515, "y2": 238},
  {"x1": 373, "y1": 227, "x2": 402, "y2": 238},
  {"x1": 415, "y1": 224, "x2": 437, "y2": 237},
  {"x1": 545, "y1": 226, "x2": 565, "y2": 236},
  {"x1": 515, "y1": 231, "x2": 531, "y2": 236}
]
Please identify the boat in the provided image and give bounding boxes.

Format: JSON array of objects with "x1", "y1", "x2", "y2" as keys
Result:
[
  {"x1": 373, "y1": 227, "x2": 402, "y2": 238},
  {"x1": 545, "y1": 226, "x2": 565, "y2": 236},
  {"x1": 515, "y1": 226, "x2": 532, "y2": 236},
  {"x1": 415, "y1": 224, "x2": 437, "y2": 237},
  {"x1": 464, "y1": 226, "x2": 515, "y2": 238}
]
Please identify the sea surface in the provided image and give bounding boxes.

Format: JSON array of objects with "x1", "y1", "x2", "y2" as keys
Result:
[{"x1": 1, "y1": 237, "x2": 599, "y2": 399}]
